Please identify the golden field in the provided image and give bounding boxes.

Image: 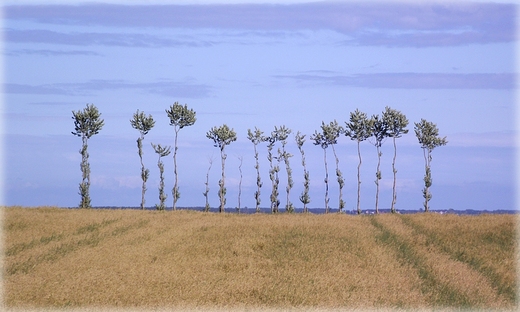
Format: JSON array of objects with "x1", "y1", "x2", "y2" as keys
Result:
[{"x1": 2, "y1": 207, "x2": 518, "y2": 310}]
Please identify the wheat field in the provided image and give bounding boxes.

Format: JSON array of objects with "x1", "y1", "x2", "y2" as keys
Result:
[{"x1": 2, "y1": 207, "x2": 518, "y2": 310}]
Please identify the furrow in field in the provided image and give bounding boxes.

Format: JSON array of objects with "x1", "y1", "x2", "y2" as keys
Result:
[
  {"x1": 4, "y1": 217, "x2": 146, "y2": 276},
  {"x1": 398, "y1": 214, "x2": 517, "y2": 304},
  {"x1": 372, "y1": 215, "x2": 508, "y2": 308}
]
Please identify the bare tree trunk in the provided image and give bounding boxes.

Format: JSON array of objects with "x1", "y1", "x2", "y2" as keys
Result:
[
  {"x1": 331, "y1": 144, "x2": 344, "y2": 212},
  {"x1": 173, "y1": 128, "x2": 179, "y2": 210},
  {"x1": 253, "y1": 144, "x2": 261, "y2": 213},
  {"x1": 138, "y1": 136, "x2": 146, "y2": 210},
  {"x1": 203, "y1": 157, "x2": 213, "y2": 212},
  {"x1": 219, "y1": 148, "x2": 226, "y2": 213},
  {"x1": 391, "y1": 137, "x2": 397, "y2": 213},
  {"x1": 423, "y1": 148, "x2": 432, "y2": 212},
  {"x1": 375, "y1": 145, "x2": 381, "y2": 214},
  {"x1": 356, "y1": 140, "x2": 362, "y2": 214},
  {"x1": 237, "y1": 156, "x2": 243, "y2": 213},
  {"x1": 323, "y1": 148, "x2": 329, "y2": 213}
]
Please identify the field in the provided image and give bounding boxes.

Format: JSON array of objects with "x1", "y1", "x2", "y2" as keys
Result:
[{"x1": 2, "y1": 207, "x2": 518, "y2": 310}]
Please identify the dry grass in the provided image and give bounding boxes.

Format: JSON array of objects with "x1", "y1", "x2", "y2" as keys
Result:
[{"x1": 2, "y1": 207, "x2": 518, "y2": 311}]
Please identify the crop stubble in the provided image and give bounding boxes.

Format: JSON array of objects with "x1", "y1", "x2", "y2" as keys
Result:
[{"x1": 2, "y1": 207, "x2": 517, "y2": 310}]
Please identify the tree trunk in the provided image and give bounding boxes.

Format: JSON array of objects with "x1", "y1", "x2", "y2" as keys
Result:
[
  {"x1": 323, "y1": 148, "x2": 329, "y2": 213},
  {"x1": 356, "y1": 140, "x2": 362, "y2": 214},
  {"x1": 331, "y1": 144, "x2": 343, "y2": 212},
  {"x1": 254, "y1": 144, "x2": 261, "y2": 213},
  {"x1": 391, "y1": 137, "x2": 397, "y2": 213},
  {"x1": 138, "y1": 136, "x2": 146, "y2": 210},
  {"x1": 173, "y1": 128, "x2": 179, "y2": 210},
  {"x1": 220, "y1": 147, "x2": 226, "y2": 213},
  {"x1": 375, "y1": 145, "x2": 381, "y2": 214}
]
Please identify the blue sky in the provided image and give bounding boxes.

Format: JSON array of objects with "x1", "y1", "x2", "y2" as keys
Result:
[{"x1": 2, "y1": 0, "x2": 518, "y2": 211}]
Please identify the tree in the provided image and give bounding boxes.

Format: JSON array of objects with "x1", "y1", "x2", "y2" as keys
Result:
[
  {"x1": 311, "y1": 121, "x2": 343, "y2": 213},
  {"x1": 383, "y1": 107, "x2": 409, "y2": 213},
  {"x1": 369, "y1": 113, "x2": 389, "y2": 214},
  {"x1": 151, "y1": 143, "x2": 171, "y2": 211},
  {"x1": 237, "y1": 156, "x2": 243, "y2": 213},
  {"x1": 206, "y1": 124, "x2": 237, "y2": 213},
  {"x1": 345, "y1": 109, "x2": 373, "y2": 214},
  {"x1": 130, "y1": 110, "x2": 155, "y2": 210},
  {"x1": 266, "y1": 132, "x2": 280, "y2": 213},
  {"x1": 71, "y1": 104, "x2": 104, "y2": 209},
  {"x1": 247, "y1": 128, "x2": 268, "y2": 213},
  {"x1": 166, "y1": 102, "x2": 196, "y2": 210},
  {"x1": 273, "y1": 126, "x2": 294, "y2": 213},
  {"x1": 295, "y1": 132, "x2": 311, "y2": 213},
  {"x1": 414, "y1": 119, "x2": 447, "y2": 212},
  {"x1": 203, "y1": 156, "x2": 214, "y2": 212}
]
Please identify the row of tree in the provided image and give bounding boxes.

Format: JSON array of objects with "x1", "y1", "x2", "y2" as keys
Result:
[{"x1": 72, "y1": 103, "x2": 447, "y2": 213}]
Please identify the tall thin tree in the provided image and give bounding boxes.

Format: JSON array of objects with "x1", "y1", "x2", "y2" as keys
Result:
[
  {"x1": 266, "y1": 133, "x2": 280, "y2": 213},
  {"x1": 203, "y1": 156, "x2": 214, "y2": 212},
  {"x1": 206, "y1": 124, "x2": 237, "y2": 213},
  {"x1": 369, "y1": 113, "x2": 389, "y2": 214},
  {"x1": 166, "y1": 102, "x2": 196, "y2": 210},
  {"x1": 274, "y1": 126, "x2": 294, "y2": 213},
  {"x1": 247, "y1": 127, "x2": 268, "y2": 213},
  {"x1": 130, "y1": 110, "x2": 155, "y2": 210},
  {"x1": 296, "y1": 132, "x2": 311, "y2": 213},
  {"x1": 151, "y1": 143, "x2": 171, "y2": 211},
  {"x1": 414, "y1": 119, "x2": 447, "y2": 212},
  {"x1": 311, "y1": 121, "x2": 343, "y2": 213},
  {"x1": 345, "y1": 109, "x2": 373, "y2": 214},
  {"x1": 383, "y1": 107, "x2": 409, "y2": 213},
  {"x1": 237, "y1": 156, "x2": 243, "y2": 213},
  {"x1": 71, "y1": 104, "x2": 104, "y2": 209}
]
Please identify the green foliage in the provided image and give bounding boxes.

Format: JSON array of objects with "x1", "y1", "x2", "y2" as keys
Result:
[
  {"x1": 414, "y1": 119, "x2": 447, "y2": 212},
  {"x1": 166, "y1": 102, "x2": 197, "y2": 210},
  {"x1": 247, "y1": 127, "x2": 269, "y2": 213},
  {"x1": 206, "y1": 124, "x2": 237, "y2": 213},
  {"x1": 151, "y1": 143, "x2": 172, "y2": 211},
  {"x1": 72, "y1": 104, "x2": 105, "y2": 139},
  {"x1": 131, "y1": 110, "x2": 155, "y2": 210},
  {"x1": 166, "y1": 102, "x2": 197, "y2": 130},
  {"x1": 345, "y1": 109, "x2": 373, "y2": 214},
  {"x1": 71, "y1": 104, "x2": 104, "y2": 209},
  {"x1": 383, "y1": 106, "x2": 409, "y2": 213},
  {"x1": 296, "y1": 132, "x2": 311, "y2": 212},
  {"x1": 345, "y1": 109, "x2": 373, "y2": 142},
  {"x1": 414, "y1": 119, "x2": 448, "y2": 151}
]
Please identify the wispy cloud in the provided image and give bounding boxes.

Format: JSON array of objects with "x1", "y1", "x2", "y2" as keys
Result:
[
  {"x1": 5, "y1": 48, "x2": 102, "y2": 56},
  {"x1": 274, "y1": 72, "x2": 516, "y2": 89},
  {"x1": 4, "y1": 2, "x2": 516, "y2": 47},
  {"x1": 4, "y1": 79, "x2": 212, "y2": 98},
  {"x1": 5, "y1": 29, "x2": 216, "y2": 48},
  {"x1": 448, "y1": 131, "x2": 517, "y2": 148}
]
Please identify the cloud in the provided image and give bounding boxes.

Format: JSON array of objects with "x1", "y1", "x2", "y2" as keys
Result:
[
  {"x1": 274, "y1": 72, "x2": 516, "y2": 89},
  {"x1": 5, "y1": 29, "x2": 216, "y2": 48},
  {"x1": 447, "y1": 131, "x2": 517, "y2": 148},
  {"x1": 5, "y1": 48, "x2": 102, "y2": 56},
  {"x1": 4, "y1": 79, "x2": 212, "y2": 98},
  {"x1": 4, "y1": 2, "x2": 516, "y2": 47}
]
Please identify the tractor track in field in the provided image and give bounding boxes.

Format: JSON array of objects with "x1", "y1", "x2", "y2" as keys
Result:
[
  {"x1": 370, "y1": 215, "x2": 510, "y2": 308},
  {"x1": 398, "y1": 214, "x2": 517, "y2": 303},
  {"x1": 5, "y1": 217, "x2": 151, "y2": 276}
]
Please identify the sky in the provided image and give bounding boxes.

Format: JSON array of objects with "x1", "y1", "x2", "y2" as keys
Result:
[{"x1": 1, "y1": 0, "x2": 518, "y2": 211}]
